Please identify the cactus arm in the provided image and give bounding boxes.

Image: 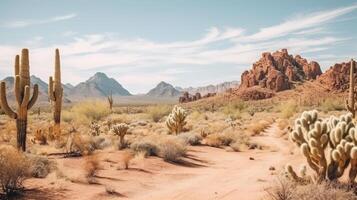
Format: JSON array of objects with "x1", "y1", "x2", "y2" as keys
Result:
[
  {"x1": 28, "y1": 84, "x2": 38, "y2": 109},
  {"x1": 14, "y1": 75, "x2": 21, "y2": 105},
  {"x1": 21, "y1": 85, "x2": 30, "y2": 108},
  {"x1": 0, "y1": 82, "x2": 17, "y2": 119},
  {"x1": 14, "y1": 55, "x2": 19, "y2": 76},
  {"x1": 48, "y1": 76, "x2": 55, "y2": 101}
]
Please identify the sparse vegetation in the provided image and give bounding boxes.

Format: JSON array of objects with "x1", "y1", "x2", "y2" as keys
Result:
[
  {"x1": 0, "y1": 145, "x2": 31, "y2": 196},
  {"x1": 147, "y1": 104, "x2": 172, "y2": 122}
]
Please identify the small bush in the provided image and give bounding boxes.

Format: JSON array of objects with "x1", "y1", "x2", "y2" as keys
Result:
[
  {"x1": 178, "y1": 132, "x2": 202, "y2": 145},
  {"x1": 28, "y1": 155, "x2": 55, "y2": 178},
  {"x1": 0, "y1": 145, "x2": 31, "y2": 196},
  {"x1": 205, "y1": 130, "x2": 249, "y2": 149},
  {"x1": 158, "y1": 137, "x2": 187, "y2": 162},
  {"x1": 279, "y1": 101, "x2": 298, "y2": 119},
  {"x1": 246, "y1": 120, "x2": 271, "y2": 136},
  {"x1": 83, "y1": 155, "x2": 100, "y2": 184},
  {"x1": 319, "y1": 98, "x2": 345, "y2": 112},
  {"x1": 68, "y1": 134, "x2": 96, "y2": 156},
  {"x1": 121, "y1": 151, "x2": 134, "y2": 169},
  {"x1": 221, "y1": 100, "x2": 247, "y2": 120},
  {"x1": 147, "y1": 105, "x2": 172, "y2": 122},
  {"x1": 265, "y1": 177, "x2": 357, "y2": 200},
  {"x1": 130, "y1": 139, "x2": 159, "y2": 156},
  {"x1": 70, "y1": 101, "x2": 111, "y2": 124}
]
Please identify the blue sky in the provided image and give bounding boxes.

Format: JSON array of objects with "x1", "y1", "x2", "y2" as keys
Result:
[{"x1": 0, "y1": 0, "x2": 357, "y2": 94}]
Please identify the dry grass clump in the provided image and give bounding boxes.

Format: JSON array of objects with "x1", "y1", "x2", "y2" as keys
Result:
[
  {"x1": 146, "y1": 105, "x2": 172, "y2": 122},
  {"x1": 67, "y1": 134, "x2": 99, "y2": 156},
  {"x1": 204, "y1": 130, "x2": 250, "y2": 150},
  {"x1": 178, "y1": 132, "x2": 202, "y2": 145},
  {"x1": 130, "y1": 135, "x2": 187, "y2": 162},
  {"x1": 158, "y1": 137, "x2": 187, "y2": 162},
  {"x1": 319, "y1": 98, "x2": 345, "y2": 112},
  {"x1": 264, "y1": 177, "x2": 357, "y2": 200},
  {"x1": 121, "y1": 151, "x2": 134, "y2": 169},
  {"x1": 221, "y1": 100, "x2": 247, "y2": 120},
  {"x1": 0, "y1": 145, "x2": 31, "y2": 196},
  {"x1": 66, "y1": 101, "x2": 111, "y2": 124},
  {"x1": 246, "y1": 119, "x2": 272, "y2": 136},
  {"x1": 83, "y1": 155, "x2": 100, "y2": 184},
  {"x1": 278, "y1": 100, "x2": 298, "y2": 119}
]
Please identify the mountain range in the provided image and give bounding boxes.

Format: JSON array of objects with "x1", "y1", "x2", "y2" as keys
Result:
[{"x1": 1, "y1": 72, "x2": 237, "y2": 102}]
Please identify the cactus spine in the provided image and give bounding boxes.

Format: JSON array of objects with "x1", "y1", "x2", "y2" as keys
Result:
[
  {"x1": 0, "y1": 49, "x2": 39, "y2": 151},
  {"x1": 346, "y1": 59, "x2": 356, "y2": 118},
  {"x1": 107, "y1": 90, "x2": 113, "y2": 111},
  {"x1": 48, "y1": 49, "x2": 63, "y2": 138}
]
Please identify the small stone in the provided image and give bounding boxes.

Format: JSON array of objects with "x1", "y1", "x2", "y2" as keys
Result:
[{"x1": 249, "y1": 157, "x2": 254, "y2": 160}]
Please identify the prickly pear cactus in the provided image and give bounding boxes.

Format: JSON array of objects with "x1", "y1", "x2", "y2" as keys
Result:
[
  {"x1": 166, "y1": 106, "x2": 187, "y2": 134},
  {"x1": 287, "y1": 110, "x2": 357, "y2": 182}
]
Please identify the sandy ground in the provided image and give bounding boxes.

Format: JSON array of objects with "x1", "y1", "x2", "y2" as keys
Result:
[{"x1": 23, "y1": 123, "x2": 302, "y2": 200}]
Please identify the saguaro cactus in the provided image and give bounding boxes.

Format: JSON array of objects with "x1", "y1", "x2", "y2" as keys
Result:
[
  {"x1": 0, "y1": 49, "x2": 39, "y2": 151},
  {"x1": 48, "y1": 49, "x2": 63, "y2": 138},
  {"x1": 107, "y1": 90, "x2": 113, "y2": 111},
  {"x1": 346, "y1": 59, "x2": 356, "y2": 118}
]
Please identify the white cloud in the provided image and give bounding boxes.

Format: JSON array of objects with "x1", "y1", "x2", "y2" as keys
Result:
[
  {"x1": 2, "y1": 13, "x2": 77, "y2": 28},
  {"x1": 0, "y1": 4, "x2": 356, "y2": 93}
]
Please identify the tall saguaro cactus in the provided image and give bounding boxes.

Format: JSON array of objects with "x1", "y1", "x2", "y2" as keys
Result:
[
  {"x1": 0, "y1": 49, "x2": 39, "y2": 151},
  {"x1": 48, "y1": 49, "x2": 63, "y2": 138},
  {"x1": 346, "y1": 59, "x2": 356, "y2": 118}
]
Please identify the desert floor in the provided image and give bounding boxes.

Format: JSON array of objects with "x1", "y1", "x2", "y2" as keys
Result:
[{"x1": 21, "y1": 122, "x2": 302, "y2": 200}]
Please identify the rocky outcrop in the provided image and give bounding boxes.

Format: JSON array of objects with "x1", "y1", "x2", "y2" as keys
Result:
[
  {"x1": 317, "y1": 60, "x2": 355, "y2": 92},
  {"x1": 240, "y1": 49, "x2": 322, "y2": 92},
  {"x1": 179, "y1": 92, "x2": 215, "y2": 103}
]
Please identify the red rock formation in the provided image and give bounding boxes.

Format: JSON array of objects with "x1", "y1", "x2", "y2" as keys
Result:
[
  {"x1": 240, "y1": 49, "x2": 322, "y2": 92},
  {"x1": 317, "y1": 61, "x2": 355, "y2": 92},
  {"x1": 178, "y1": 92, "x2": 213, "y2": 103}
]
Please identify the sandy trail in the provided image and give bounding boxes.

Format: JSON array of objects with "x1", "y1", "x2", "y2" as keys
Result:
[{"x1": 25, "y1": 123, "x2": 300, "y2": 200}]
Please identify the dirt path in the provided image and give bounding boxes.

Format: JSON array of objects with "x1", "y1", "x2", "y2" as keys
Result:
[{"x1": 25, "y1": 123, "x2": 300, "y2": 200}]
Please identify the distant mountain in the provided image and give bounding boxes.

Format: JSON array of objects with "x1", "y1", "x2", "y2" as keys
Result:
[
  {"x1": 69, "y1": 72, "x2": 131, "y2": 99},
  {"x1": 178, "y1": 81, "x2": 239, "y2": 95},
  {"x1": 146, "y1": 81, "x2": 181, "y2": 97}
]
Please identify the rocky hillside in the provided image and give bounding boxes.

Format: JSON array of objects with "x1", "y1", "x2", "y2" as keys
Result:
[
  {"x1": 178, "y1": 81, "x2": 239, "y2": 95},
  {"x1": 240, "y1": 49, "x2": 322, "y2": 92},
  {"x1": 69, "y1": 72, "x2": 131, "y2": 99},
  {"x1": 146, "y1": 81, "x2": 181, "y2": 97},
  {"x1": 317, "y1": 60, "x2": 355, "y2": 92}
]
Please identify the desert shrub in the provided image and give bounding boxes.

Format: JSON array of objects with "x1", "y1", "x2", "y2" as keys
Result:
[
  {"x1": 28, "y1": 155, "x2": 55, "y2": 178},
  {"x1": 278, "y1": 100, "x2": 298, "y2": 119},
  {"x1": 83, "y1": 155, "x2": 100, "y2": 184},
  {"x1": 121, "y1": 151, "x2": 134, "y2": 169},
  {"x1": 33, "y1": 129, "x2": 47, "y2": 145},
  {"x1": 158, "y1": 137, "x2": 187, "y2": 162},
  {"x1": 147, "y1": 105, "x2": 172, "y2": 122},
  {"x1": 0, "y1": 145, "x2": 31, "y2": 196},
  {"x1": 319, "y1": 98, "x2": 345, "y2": 112},
  {"x1": 130, "y1": 139, "x2": 159, "y2": 156},
  {"x1": 246, "y1": 119, "x2": 272, "y2": 136},
  {"x1": 61, "y1": 110, "x2": 74, "y2": 123},
  {"x1": 70, "y1": 101, "x2": 110, "y2": 124},
  {"x1": 265, "y1": 177, "x2": 357, "y2": 200},
  {"x1": 205, "y1": 130, "x2": 249, "y2": 149},
  {"x1": 68, "y1": 134, "x2": 96, "y2": 156},
  {"x1": 178, "y1": 132, "x2": 202, "y2": 145},
  {"x1": 111, "y1": 123, "x2": 129, "y2": 150},
  {"x1": 221, "y1": 100, "x2": 247, "y2": 120}
]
